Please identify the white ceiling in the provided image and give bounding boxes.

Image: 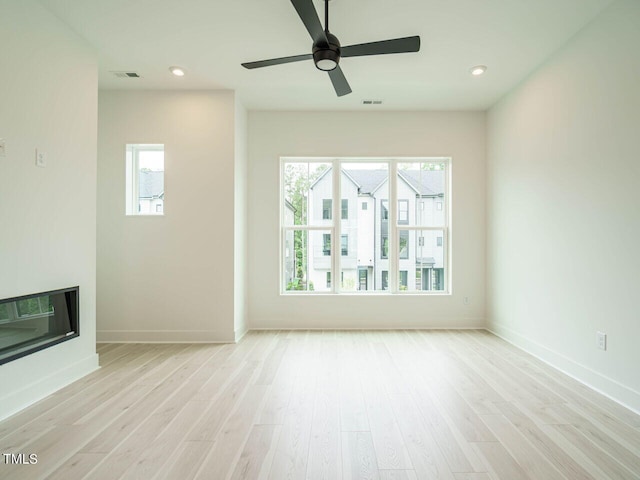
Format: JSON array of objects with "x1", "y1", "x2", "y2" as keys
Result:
[{"x1": 39, "y1": 0, "x2": 612, "y2": 110}]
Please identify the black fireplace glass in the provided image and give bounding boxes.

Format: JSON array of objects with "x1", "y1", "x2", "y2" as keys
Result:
[{"x1": 0, "y1": 287, "x2": 79, "y2": 365}]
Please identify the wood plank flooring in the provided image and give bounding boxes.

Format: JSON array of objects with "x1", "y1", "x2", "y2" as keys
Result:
[{"x1": 0, "y1": 330, "x2": 639, "y2": 480}]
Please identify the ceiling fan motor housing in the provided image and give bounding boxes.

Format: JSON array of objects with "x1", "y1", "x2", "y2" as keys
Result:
[{"x1": 313, "y1": 32, "x2": 341, "y2": 71}]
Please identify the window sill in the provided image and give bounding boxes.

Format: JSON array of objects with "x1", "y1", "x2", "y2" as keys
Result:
[{"x1": 280, "y1": 291, "x2": 451, "y2": 296}]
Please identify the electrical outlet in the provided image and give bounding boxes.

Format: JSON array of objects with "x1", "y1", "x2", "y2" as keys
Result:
[
  {"x1": 0, "y1": 139, "x2": 5, "y2": 156},
  {"x1": 596, "y1": 331, "x2": 607, "y2": 351},
  {"x1": 463, "y1": 296, "x2": 470, "y2": 305}
]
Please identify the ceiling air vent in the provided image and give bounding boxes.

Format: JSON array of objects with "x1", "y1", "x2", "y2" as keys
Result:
[
  {"x1": 111, "y1": 71, "x2": 141, "y2": 78},
  {"x1": 362, "y1": 100, "x2": 383, "y2": 105}
]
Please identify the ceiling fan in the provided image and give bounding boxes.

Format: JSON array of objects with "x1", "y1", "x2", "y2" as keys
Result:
[{"x1": 241, "y1": 0, "x2": 421, "y2": 97}]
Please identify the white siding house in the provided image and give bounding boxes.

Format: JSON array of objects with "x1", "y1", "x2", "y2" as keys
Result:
[{"x1": 307, "y1": 166, "x2": 445, "y2": 291}]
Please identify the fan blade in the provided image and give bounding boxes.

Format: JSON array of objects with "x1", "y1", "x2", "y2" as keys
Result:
[
  {"x1": 328, "y1": 66, "x2": 352, "y2": 97},
  {"x1": 290, "y1": 0, "x2": 329, "y2": 46},
  {"x1": 341, "y1": 36, "x2": 420, "y2": 58},
  {"x1": 242, "y1": 53, "x2": 312, "y2": 69}
]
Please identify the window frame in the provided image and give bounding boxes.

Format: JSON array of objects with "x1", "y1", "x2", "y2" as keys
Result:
[
  {"x1": 126, "y1": 143, "x2": 165, "y2": 216},
  {"x1": 280, "y1": 157, "x2": 451, "y2": 295}
]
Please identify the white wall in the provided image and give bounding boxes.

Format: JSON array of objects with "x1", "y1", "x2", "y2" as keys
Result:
[
  {"x1": 97, "y1": 91, "x2": 240, "y2": 342},
  {"x1": 487, "y1": 0, "x2": 640, "y2": 411},
  {"x1": 248, "y1": 111, "x2": 485, "y2": 328},
  {"x1": 0, "y1": 0, "x2": 98, "y2": 420},
  {"x1": 234, "y1": 101, "x2": 248, "y2": 340}
]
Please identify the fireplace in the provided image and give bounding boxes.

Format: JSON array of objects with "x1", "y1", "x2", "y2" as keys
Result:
[{"x1": 0, "y1": 287, "x2": 79, "y2": 365}]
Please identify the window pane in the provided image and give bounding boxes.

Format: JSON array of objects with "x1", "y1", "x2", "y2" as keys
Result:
[
  {"x1": 399, "y1": 230, "x2": 409, "y2": 259},
  {"x1": 399, "y1": 271, "x2": 408, "y2": 290},
  {"x1": 400, "y1": 229, "x2": 446, "y2": 292},
  {"x1": 398, "y1": 200, "x2": 409, "y2": 224},
  {"x1": 126, "y1": 144, "x2": 164, "y2": 216},
  {"x1": 308, "y1": 229, "x2": 333, "y2": 292},
  {"x1": 283, "y1": 228, "x2": 332, "y2": 292},
  {"x1": 283, "y1": 162, "x2": 331, "y2": 226},
  {"x1": 340, "y1": 162, "x2": 388, "y2": 292},
  {"x1": 381, "y1": 200, "x2": 389, "y2": 259},
  {"x1": 397, "y1": 162, "x2": 446, "y2": 227}
]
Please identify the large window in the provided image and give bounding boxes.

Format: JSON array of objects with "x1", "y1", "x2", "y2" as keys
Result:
[
  {"x1": 126, "y1": 144, "x2": 165, "y2": 216},
  {"x1": 281, "y1": 158, "x2": 449, "y2": 293}
]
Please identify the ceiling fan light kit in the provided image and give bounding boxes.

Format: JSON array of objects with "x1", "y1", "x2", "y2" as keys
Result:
[
  {"x1": 242, "y1": 0, "x2": 421, "y2": 97},
  {"x1": 313, "y1": 32, "x2": 340, "y2": 71}
]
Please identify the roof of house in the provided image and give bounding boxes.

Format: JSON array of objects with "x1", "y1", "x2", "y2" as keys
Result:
[
  {"x1": 308, "y1": 166, "x2": 444, "y2": 196},
  {"x1": 345, "y1": 168, "x2": 444, "y2": 196},
  {"x1": 400, "y1": 169, "x2": 445, "y2": 196},
  {"x1": 139, "y1": 170, "x2": 164, "y2": 198}
]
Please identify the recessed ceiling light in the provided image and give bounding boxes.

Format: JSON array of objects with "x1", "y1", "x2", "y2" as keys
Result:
[
  {"x1": 169, "y1": 66, "x2": 185, "y2": 77},
  {"x1": 470, "y1": 65, "x2": 487, "y2": 76}
]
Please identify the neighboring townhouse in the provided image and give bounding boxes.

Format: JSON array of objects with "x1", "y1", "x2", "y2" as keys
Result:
[
  {"x1": 307, "y1": 166, "x2": 445, "y2": 292},
  {"x1": 138, "y1": 170, "x2": 165, "y2": 215}
]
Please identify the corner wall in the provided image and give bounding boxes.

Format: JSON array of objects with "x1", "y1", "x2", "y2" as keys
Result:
[
  {"x1": 247, "y1": 111, "x2": 486, "y2": 329},
  {"x1": 97, "y1": 91, "x2": 239, "y2": 342},
  {"x1": 487, "y1": 0, "x2": 640, "y2": 411},
  {"x1": 234, "y1": 101, "x2": 248, "y2": 341},
  {"x1": 0, "y1": 0, "x2": 99, "y2": 420}
]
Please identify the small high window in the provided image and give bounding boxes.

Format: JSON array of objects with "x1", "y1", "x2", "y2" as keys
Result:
[{"x1": 126, "y1": 144, "x2": 164, "y2": 216}]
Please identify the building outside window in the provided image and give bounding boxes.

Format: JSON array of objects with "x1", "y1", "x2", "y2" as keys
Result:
[
  {"x1": 341, "y1": 199, "x2": 348, "y2": 220},
  {"x1": 322, "y1": 199, "x2": 332, "y2": 219},
  {"x1": 282, "y1": 158, "x2": 449, "y2": 293},
  {"x1": 323, "y1": 234, "x2": 331, "y2": 256}
]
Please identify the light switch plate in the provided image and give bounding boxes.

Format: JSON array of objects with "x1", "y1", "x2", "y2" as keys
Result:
[
  {"x1": 36, "y1": 149, "x2": 46, "y2": 167},
  {"x1": 0, "y1": 139, "x2": 6, "y2": 157}
]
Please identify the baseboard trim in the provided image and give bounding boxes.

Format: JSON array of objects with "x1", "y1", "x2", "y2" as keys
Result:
[
  {"x1": 97, "y1": 330, "x2": 235, "y2": 343},
  {"x1": 234, "y1": 328, "x2": 249, "y2": 343},
  {"x1": 248, "y1": 326, "x2": 486, "y2": 331},
  {"x1": 488, "y1": 323, "x2": 640, "y2": 415},
  {"x1": 0, "y1": 353, "x2": 99, "y2": 422}
]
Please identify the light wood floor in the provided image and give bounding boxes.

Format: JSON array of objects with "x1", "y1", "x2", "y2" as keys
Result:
[{"x1": 1, "y1": 330, "x2": 639, "y2": 480}]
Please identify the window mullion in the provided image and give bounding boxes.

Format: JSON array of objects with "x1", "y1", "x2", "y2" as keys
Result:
[
  {"x1": 445, "y1": 162, "x2": 450, "y2": 293},
  {"x1": 132, "y1": 147, "x2": 139, "y2": 213},
  {"x1": 389, "y1": 161, "x2": 398, "y2": 293},
  {"x1": 332, "y1": 159, "x2": 341, "y2": 294},
  {"x1": 443, "y1": 227, "x2": 449, "y2": 294}
]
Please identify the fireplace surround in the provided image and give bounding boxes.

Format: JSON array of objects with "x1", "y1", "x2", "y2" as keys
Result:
[{"x1": 0, "y1": 287, "x2": 79, "y2": 365}]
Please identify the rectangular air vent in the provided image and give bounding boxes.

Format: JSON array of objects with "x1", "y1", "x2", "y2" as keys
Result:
[
  {"x1": 362, "y1": 100, "x2": 383, "y2": 105},
  {"x1": 111, "y1": 71, "x2": 141, "y2": 78}
]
